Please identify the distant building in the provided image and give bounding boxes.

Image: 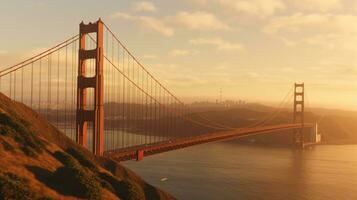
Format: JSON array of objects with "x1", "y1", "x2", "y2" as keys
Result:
[{"x1": 190, "y1": 99, "x2": 247, "y2": 108}]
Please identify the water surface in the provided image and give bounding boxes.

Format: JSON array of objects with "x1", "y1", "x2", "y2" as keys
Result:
[{"x1": 124, "y1": 142, "x2": 357, "y2": 200}]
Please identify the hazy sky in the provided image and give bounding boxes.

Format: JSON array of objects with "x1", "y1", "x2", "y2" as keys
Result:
[{"x1": 1, "y1": 0, "x2": 357, "y2": 110}]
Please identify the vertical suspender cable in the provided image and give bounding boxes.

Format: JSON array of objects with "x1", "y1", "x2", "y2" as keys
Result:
[
  {"x1": 151, "y1": 79, "x2": 153, "y2": 143},
  {"x1": 122, "y1": 49, "x2": 125, "y2": 148},
  {"x1": 47, "y1": 54, "x2": 51, "y2": 119},
  {"x1": 9, "y1": 73, "x2": 12, "y2": 100},
  {"x1": 128, "y1": 53, "x2": 131, "y2": 147},
  {"x1": 133, "y1": 59, "x2": 137, "y2": 145},
  {"x1": 65, "y1": 45, "x2": 68, "y2": 136},
  {"x1": 145, "y1": 69, "x2": 148, "y2": 144},
  {"x1": 21, "y1": 66, "x2": 24, "y2": 103},
  {"x1": 117, "y1": 41, "x2": 120, "y2": 149},
  {"x1": 104, "y1": 29, "x2": 108, "y2": 150},
  {"x1": 154, "y1": 81, "x2": 157, "y2": 142},
  {"x1": 110, "y1": 35, "x2": 114, "y2": 150},
  {"x1": 39, "y1": 58, "x2": 42, "y2": 114},
  {"x1": 140, "y1": 64, "x2": 143, "y2": 145},
  {"x1": 57, "y1": 50, "x2": 60, "y2": 127},
  {"x1": 14, "y1": 70, "x2": 16, "y2": 101},
  {"x1": 71, "y1": 43, "x2": 75, "y2": 139},
  {"x1": 31, "y1": 63, "x2": 33, "y2": 108}
]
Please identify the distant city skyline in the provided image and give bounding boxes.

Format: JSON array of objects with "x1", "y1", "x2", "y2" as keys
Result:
[{"x1": 1, "y1": 0, "x2": 357, "y2": 110}]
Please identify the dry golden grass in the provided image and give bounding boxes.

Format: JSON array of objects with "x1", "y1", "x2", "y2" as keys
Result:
[{"x1": 0, "y1": 93, "x2": 175, "y2": 200}]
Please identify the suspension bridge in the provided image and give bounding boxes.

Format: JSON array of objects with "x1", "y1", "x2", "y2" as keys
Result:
[{"x1": 0, "y1": 19, "x2": 320, "y2": 161}]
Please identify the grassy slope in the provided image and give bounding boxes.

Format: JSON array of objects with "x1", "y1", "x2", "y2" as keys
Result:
[{"x1": 0, "y1": 93, "x2": 175, "y2": 200}]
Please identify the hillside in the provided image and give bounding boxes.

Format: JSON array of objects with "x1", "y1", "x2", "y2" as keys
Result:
[{"x1": 0, "y1": 93, "x2": 175, "y2": 200}]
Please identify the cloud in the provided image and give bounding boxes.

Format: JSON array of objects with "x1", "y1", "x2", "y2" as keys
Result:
[
  {"x1": 186, "y1": 0, "x2": 209, "y2": 5},
  {"x1": 169, "y1": 11, "x2": 229, "y2": 30},
  {"x1": 218, "y1": 0, "x2": 285, "y2": 17},
  {"x1": 289, "y1": 0, "x2": 341, "y2": 12},
  {"x1": 186, "y1": 0, "x2": 285, "y2": 17},
  {"x1": 111, "y1": 12, "x2": 174, "y2": 37},
  {"x1": 143, "y1": 54, "x2": 158, "y2": 59},
  {"x1": 185, "y1": 0, "x2": 342, "y2": 25},
  {"x1": 213, "y1": 63, "x2": 229, "y2": 70},
  {"x1": 190, "y1": 37, "x2": 244, "y2": 51},
  {"x1": 283, "y1": 33, "x2": 357, "y2": 51},
  {"x1": 264, "y1": 13, "x2": 329, "y2": 34},
  {"x1": 132, "y1": 1, "x2": 156, "y2": 12},
  {"x1": 247, "y1": 72, "x2": 260, "y2": 78},
  {"x1": 264, "y1": 13, "x2": 328, "y2": 34},
  {"x1": 169, "y1": 49, "x2": 199, "y2": 56},
  {"x1": 264, "y1": 13, "x2": 357, "y2": 51},
  {"x1": 154, "y1": 63, "x2": 178, "y2": 69},
  {"x1": 264, "y1": 13, "x2": 357, "y2": 35},
  {"x1": 188, "y1": 0, "x2": 339, "y2": 16},
  {"x1": 111, "y1": 10, "x2": 229, "y2": 36}
]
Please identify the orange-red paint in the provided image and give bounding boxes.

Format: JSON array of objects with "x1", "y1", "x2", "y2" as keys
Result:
[
  {"x1": 105, "y1": 123, "x2": 315, "y2": 162},
  {"x1": 76, "y1": 19, "x2": 104, "y2": 156}
]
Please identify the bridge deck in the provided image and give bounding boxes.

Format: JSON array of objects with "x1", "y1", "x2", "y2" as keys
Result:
[{"x1": 104, "y1": 123, "x2": 314, "y2": 162}]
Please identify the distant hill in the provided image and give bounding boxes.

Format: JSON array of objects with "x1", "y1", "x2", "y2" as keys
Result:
[
  {"x1": 102, "y1": 102, "x2": 357, "y2": 144},
  {"x1": 0, "y1": 93, "x2": 174, "y2": 200},
  {"x1": 190, "y1": 103, "x2": 357, "y2": 145},
  {"x1": 311, "y1": 107, "x2": 357, "y2": 144}
]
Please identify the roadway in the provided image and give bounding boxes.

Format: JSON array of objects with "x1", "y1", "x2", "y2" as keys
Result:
[{"x1": 104, "y1": 123, "x2": 315, "y2": 161}]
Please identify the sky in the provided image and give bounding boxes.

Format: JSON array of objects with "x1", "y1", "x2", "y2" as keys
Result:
[{"x1": 1, "y1": 0, "x2": 357, "y2": 110}]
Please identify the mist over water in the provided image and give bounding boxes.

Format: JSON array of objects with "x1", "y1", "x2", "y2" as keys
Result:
[{"x1": 124, "y1": 142, "x2": 357, "y2": 200}]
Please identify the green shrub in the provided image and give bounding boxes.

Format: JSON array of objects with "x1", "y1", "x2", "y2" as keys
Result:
[
  {"x1": 98, "y1": 177, "x2": 115, "y2": 193},
  {"x1": 0, "y1": 113, "x2": 30, "y2": 137},
  {"x1": 0, "y1": 113, "x2": 18, "y2": 130},
  {"x1": 0, "y1": 125, "x2": 15, "y2": 136},
  {"x1": 98, "y1": 172, "x2": 145, "y2": 200},
  {"x1": 53, "y1": 151, "x2": 102, "y2": 200},
  {"x1": 144, "y1": 184, "x2": 162, "y2": 200},
  {"x1": 23, "y1": 147, "x2": 37, "y2": 157},
  {"x1": 1, "y1": 139, "x2": 14, "y2": 152},
  {"x1": 66, "y1": 148, "x2": 98, "y2": 171},
  {"x1": 53, "y1": 150, "x2": 146, "y2": 200},
  {"x1": 0, "y1": 171, "x2": 35, "y2": 200},
  {"x1": 0, "y1": 171, "x2": 55, "y2": 200},
  {"x1": 0, "y1": 112, "x2": 45, "y2": 157},
  {"x1": 53, "y1": 151, "x2": 80, "y2": 169},
  {"x1": 36, "y1": 197, "x2": 54, "y2": 200},
  {"x1": 123, "y1": 180, "x2": 145, "y2": 200}
]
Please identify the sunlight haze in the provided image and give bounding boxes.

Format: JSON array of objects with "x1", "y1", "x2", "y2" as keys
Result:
[{"x1": 1, "y1": 0, "x2": 357, "y2": 110}]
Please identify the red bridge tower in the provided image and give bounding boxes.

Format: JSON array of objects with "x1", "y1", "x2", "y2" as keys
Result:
[
  {"x1": 293, "y1": 83, "x2": 304, "y2": 148},
  {"x1": 76, "y1": 19, "x2": 104, "y2": 156}
]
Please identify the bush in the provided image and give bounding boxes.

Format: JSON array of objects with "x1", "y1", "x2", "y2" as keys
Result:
[
  {"x1": 122, "y1": 180, "x2": 145, "y2": 200},
  {"x1": 53, "y1": 151, "x2": 102, "y2": 200},
  {"x1": 0, "y1": 171, "x2": 55, "y2": 200},
  {"x1": 0, "y1": 171, "x2": 35, "y2": 200},
  {"x1": 53, "y1": 151, "x2": 79, "y2": 169},
  {"x1": 98, "y1": 172, "x2": 145, "y2": 200},
  {"x1": 0, "y1": 112, "x2": 45, "y2": 157},
  {"x1": 0, "y1": 125, "x2": 15, "y2": 136},
  {"x1": 66, "y1": 148, "x2": 98, "y2": 171},
  {"x1": 1, "y1": 139, "x2": 14, "y2": 152}
]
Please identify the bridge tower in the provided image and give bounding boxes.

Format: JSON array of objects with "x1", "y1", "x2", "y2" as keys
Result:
[
  {"x1": 76, "y1": 19, "x2": 104, "y2": 156},
  {"x1": 293, "y1": 83, "x2": 304, "y2": 148}
]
